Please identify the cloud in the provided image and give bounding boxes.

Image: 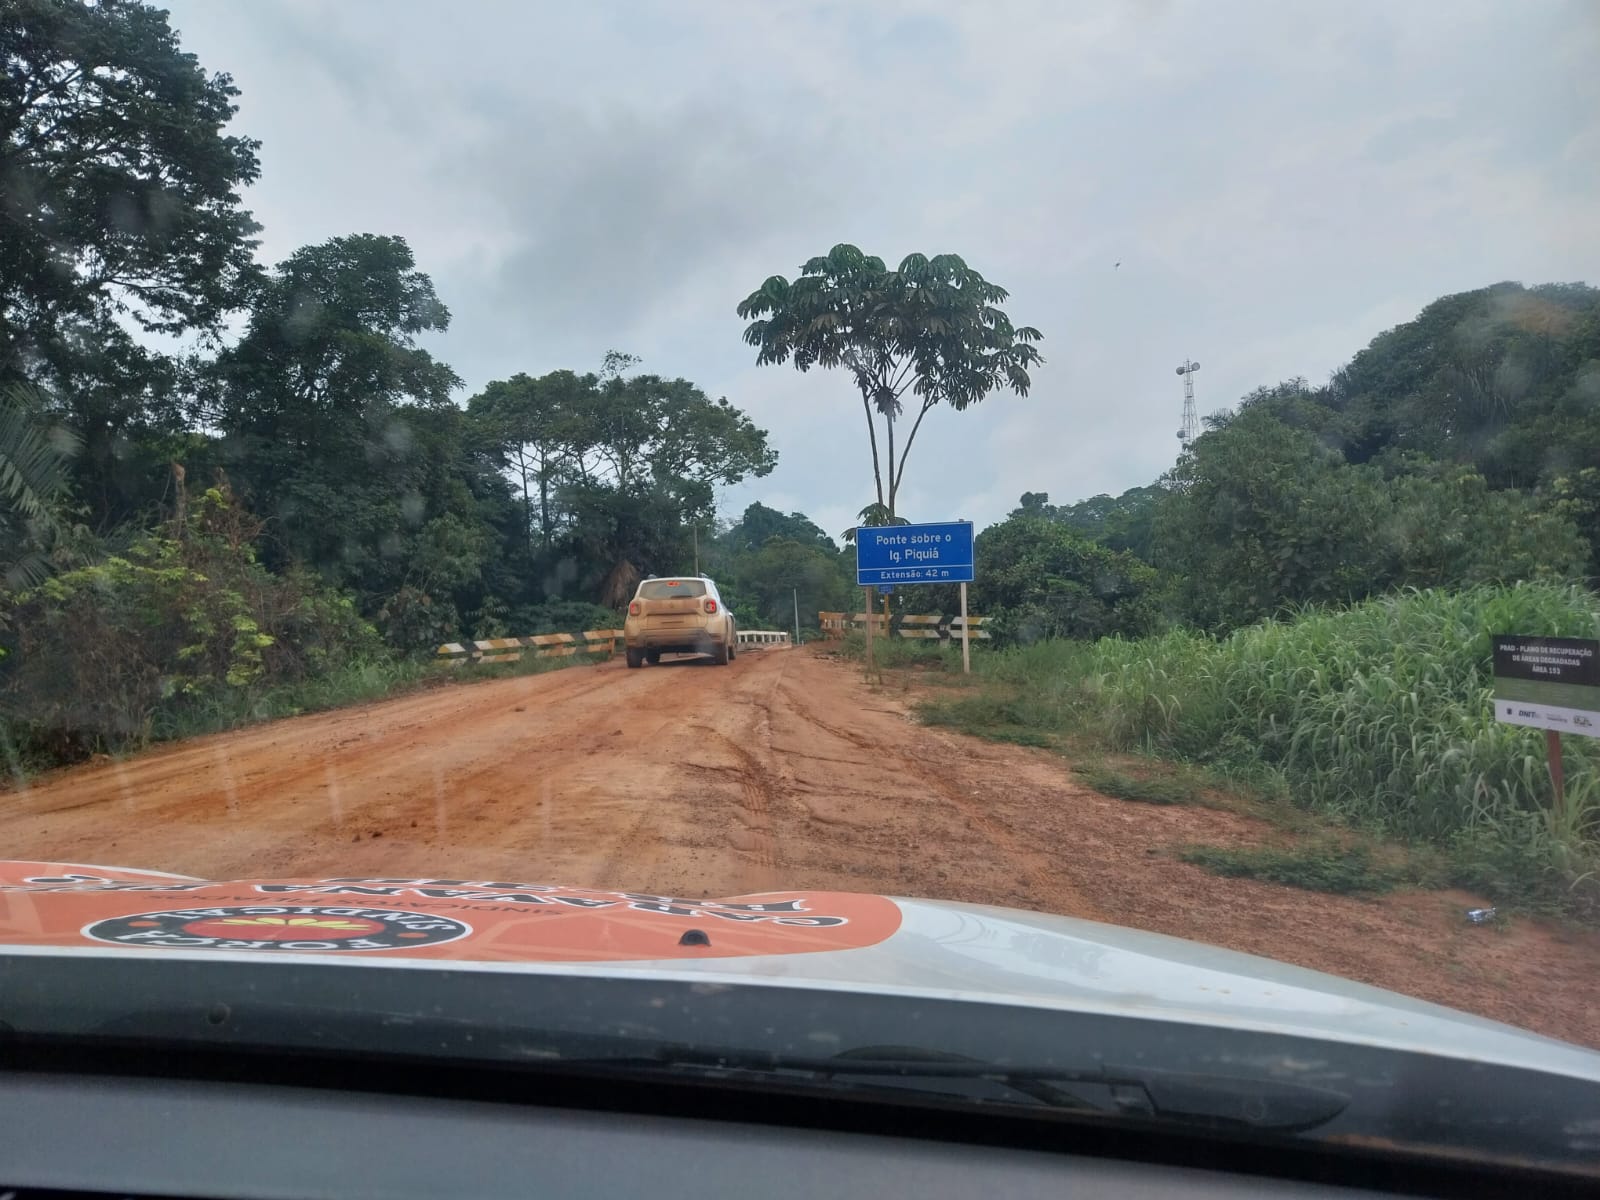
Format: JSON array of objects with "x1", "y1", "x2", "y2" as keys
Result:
[{"x1": 162, "y1": 0, "x2": 1600, "y2": 533}]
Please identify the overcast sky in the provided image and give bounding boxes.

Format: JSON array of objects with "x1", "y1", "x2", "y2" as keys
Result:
[{"x1": 163, "y1": 0, "x2": 1600, "y2": 541}]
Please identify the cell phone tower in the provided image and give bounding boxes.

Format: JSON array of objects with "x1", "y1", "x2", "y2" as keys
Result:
[{"x1": 1175, "y1": 359, "x2": 1200, "y2": 448}]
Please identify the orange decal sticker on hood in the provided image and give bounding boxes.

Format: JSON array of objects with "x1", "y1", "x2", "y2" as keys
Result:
[{"x1": 0, "y1": 862, "x2": 903, "y2": 963}]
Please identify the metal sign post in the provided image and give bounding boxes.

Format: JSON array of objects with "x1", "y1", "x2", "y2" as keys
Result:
[
  {"x1": 959, "y1": 581, "x2": 971, "y2": 675},
  {"x1": 864, "y1": 585, "x2": 875, "y2": 669},
  {"x1": 855, "y1": 521, "x2": 976, "y2": 676}
]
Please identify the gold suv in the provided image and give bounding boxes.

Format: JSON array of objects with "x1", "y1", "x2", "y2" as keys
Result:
[{"x1": 623, "y1": 576, "x2": 738, "y2": 667}]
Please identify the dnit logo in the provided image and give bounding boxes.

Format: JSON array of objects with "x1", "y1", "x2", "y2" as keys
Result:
[{"x1": 84, "y1": 905, "x2": 471, "y2": 952}]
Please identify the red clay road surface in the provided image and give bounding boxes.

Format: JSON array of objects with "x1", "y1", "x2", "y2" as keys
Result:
[{"x1": 9, "y1": 647, "x2": 1600, "y2": 1047}]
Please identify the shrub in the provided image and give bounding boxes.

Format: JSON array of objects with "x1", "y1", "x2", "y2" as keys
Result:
[
  {"x1": 0, "y1": 485, "x2": 381, "y2": 761},
  {"x1": 937, "y1": 582, "x2": 1600, "y2": 912}
]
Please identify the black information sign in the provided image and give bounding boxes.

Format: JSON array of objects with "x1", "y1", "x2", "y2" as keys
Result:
[{"x1": 1491, "y1": 633, "x2": 1600, "y2": 738}]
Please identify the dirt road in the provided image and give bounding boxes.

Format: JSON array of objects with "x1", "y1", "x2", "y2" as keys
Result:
[{"x1": 9, "y1": 648, "x2": 1600, "y2": 1047}]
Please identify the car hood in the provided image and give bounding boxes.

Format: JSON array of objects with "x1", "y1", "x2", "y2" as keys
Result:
[{"x1": 3, "y1": 859, "x2": 1596, "y2": 1083}]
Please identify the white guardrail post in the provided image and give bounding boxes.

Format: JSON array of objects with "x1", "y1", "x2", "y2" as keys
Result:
[{"x1": 736, "y1": 630, "x2": 791, "y2": 648}]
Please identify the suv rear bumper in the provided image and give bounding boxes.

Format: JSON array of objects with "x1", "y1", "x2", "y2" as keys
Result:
[
  {"x1": 630, "y1": 635, "x2": 722, "y2": 655},
  {"x1": 625, "y1": 620, "x2": 726, "y2": 653}
]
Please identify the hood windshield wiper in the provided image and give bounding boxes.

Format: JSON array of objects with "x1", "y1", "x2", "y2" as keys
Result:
[
  {"x1": 566, "y1": 1043, "x2": 1350, "y2": 1134},
  {"x1": 58, "y1": 1002, "x2": 1347, "y2": 1133}
]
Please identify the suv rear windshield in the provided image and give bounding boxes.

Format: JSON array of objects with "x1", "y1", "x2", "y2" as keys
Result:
[{"x1": 639, "y1": 580, "x2": 707, "y2": 599}]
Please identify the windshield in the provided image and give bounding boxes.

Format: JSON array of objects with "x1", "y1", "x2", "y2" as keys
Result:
[
  {"x1": 638, "y1": 580, "x2": 708, "y2": 599},
  {"x1": 2, "y1": 0, "x2": 1598, "y2": 1177}
]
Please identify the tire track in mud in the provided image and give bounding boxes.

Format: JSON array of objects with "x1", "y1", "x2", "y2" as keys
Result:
[
  {"x1": 767, "y1": 667, "x2": 1107, "y2": 919},
  {"x1": 676, "y1": 730, "x2": 780, "y2": 887}
]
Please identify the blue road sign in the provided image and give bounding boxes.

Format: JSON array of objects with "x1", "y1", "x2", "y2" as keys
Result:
[
  {"x1": 856, "y1": 521, "x2": 974, "y2": 586},
  {"x1": 877, "y1": 585, "x2": 894, "y2": 595}
]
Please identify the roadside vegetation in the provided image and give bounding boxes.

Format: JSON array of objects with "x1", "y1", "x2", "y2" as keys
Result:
[
  {"x1": 0, "y1": 479, "x2": 613, "y2": 776},
  {"x1": 3, "y1": 0, "x2": 1599, "y2": 939},
  {"x1": 907, "y1": 582, "x2": 1600, "y2": 918},
  {"x1": 1175, "y1": 844, "x2": 1418, "y2": 897}
]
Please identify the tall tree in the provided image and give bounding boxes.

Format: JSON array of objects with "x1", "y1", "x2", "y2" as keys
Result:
[
  {"x1": 1152, "y1": 404, "x2": 1587, "y2": 632},
  {"x1": 737, "y1": 244, "x2": 1042, "y2": 517},
  {"x1": 466, "y1": 369, "x2": 587, "y2": 558},
  {"x1": 561, "y1": 368, "x2": 776, "y2": 603},
  {"x1": 1011, "y1": 486, "x2": 1165, "y2": 561},
  {"x1": 195, "y1": 234, "x2": 499, "y2": 639},
  {"x1": 467, "y1": 360, "x2": 777, "y2": 608},
  {"x1": 720, "y1": 501, "x2": 836, "y2": 553},
  {"x1": 1, "y1": 0, "x2": 262, "y2": 519}
]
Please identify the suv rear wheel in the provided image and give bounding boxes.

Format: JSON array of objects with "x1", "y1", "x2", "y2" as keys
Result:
[{"x1": 625, "y1": 648, "x2": 644, "y2": 669}]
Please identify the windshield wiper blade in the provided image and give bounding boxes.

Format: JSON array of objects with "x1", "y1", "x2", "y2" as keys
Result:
[
  {"x1": 566, "y1": 1043, "x2": 1350, "y2": 1133},
  {"x1": 59, "y1": 1004, "x2": 1347, "y2": 1133}
]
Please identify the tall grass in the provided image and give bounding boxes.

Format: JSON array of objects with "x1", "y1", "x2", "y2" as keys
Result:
[{"x1": 931, "y1": 583, "x2": 1600, "y2": 914}]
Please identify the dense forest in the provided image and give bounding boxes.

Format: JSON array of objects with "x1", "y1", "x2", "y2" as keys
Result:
[
  {"x1": 982, "y1": 280, "x2": 1600, "y2": 639},
  {"x1": 2, "y1": 2, "x2": 1598, "y2": 778}
]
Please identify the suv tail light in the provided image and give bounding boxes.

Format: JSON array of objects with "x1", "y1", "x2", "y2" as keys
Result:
[
  {"x1": 628, "y1": 601, "x2": 641, "y2": 616},
  {"x1": 704, "y1": 598, "x2": 718, "y2": 614}
]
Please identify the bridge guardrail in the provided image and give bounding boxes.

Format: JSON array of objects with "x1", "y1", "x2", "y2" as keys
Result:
[
  {"x1": 435, "y1": 629, "x2": 624, "y2": 665},
  {"x1": 737, "y1": 630, "x2": 791, "y2": 647},
  {"x1": 817, "y1": 613, "x2": 990, "y2": 641}
]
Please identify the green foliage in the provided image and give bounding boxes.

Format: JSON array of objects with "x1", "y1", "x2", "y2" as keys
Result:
[
  {"x1": 1076, "y1": 765, "x2": 1198, "y2": 805},
  {"x1": 709, "y1": 530, "x2": 853, "y2": 634},
  {"x1": 919, "y1": 583, "x2": 1600, "y2": 913},
  {"x1": 841, "y1": 502, "x2": 910, "y2": 547},
  {"x1": 0, "y1": 483, "x2": 380, "y2": 761},
  {"x1": 721, "y1": 502, "x2": 837, "y2": 553},
  {"x1": 1331, "y1": 282, "x2": 1600, "y2": 484},
  {"x1": 966, "y1": 516, "x2": 1162, "y2": 645},
  {"x1": 509, "y1": 600, "x2": 621, "y2": 636},
  {"x1": 1152, "y1": 404, "x2": 1587, "y2": 632},
  {"x1": 1551, "y1": 466, "x2": 1600, "y2": 579},
  {"x1": 1013, "y1": 487, "x2": 1162, "y2": 561},
  {"x1": 466, "y1": 363, "x2": 778, "y2": 611},
  {"x1": 1179, "y1": 844, "x2": 1410, "y2": 895},
  {"x1": 738, "y1": 244, "x2": 1041, "y2": 516},
  {"x1": 0, "y1": 385, "x2": 81, "y2": 589},
  {"x1": 2, "y1": 0, "x2": 263, "y2": 522}
]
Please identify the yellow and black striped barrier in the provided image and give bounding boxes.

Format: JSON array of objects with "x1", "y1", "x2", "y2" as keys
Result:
[
  {"x1": 817, "y1": 613, "x2": 990, "y2": 642},
  {"x1": 434, "y1": 629, "x2": 625, "y2": 665}
]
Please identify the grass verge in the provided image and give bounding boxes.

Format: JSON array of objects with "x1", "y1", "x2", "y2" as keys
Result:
[
  {"x1": 875, "y1": 582, "x2": 1600, "y2": 919},
  {"x1": 1177, "y1": 843, "x2": 1416, "y2": 896},
  {"x1": 1076, "y1": 764, "x2": 1201, "y2": 806}
]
